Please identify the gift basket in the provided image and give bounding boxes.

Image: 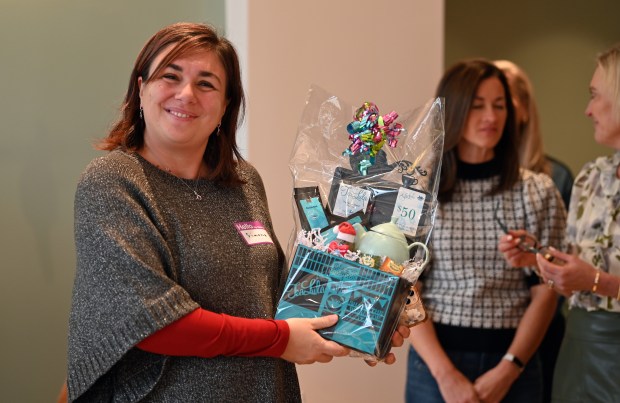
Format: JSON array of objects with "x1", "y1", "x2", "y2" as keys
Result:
[{"x1": 275, "y1": 85, "x2": 445, "y2": 360}]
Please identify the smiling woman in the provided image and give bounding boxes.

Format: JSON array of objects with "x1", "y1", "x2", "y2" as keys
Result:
[
  {"x1": 533, "y1": 43, "x2": 620, "y2": 402},
  {"x1": 137, "y1": 46, "x2": 229, "y2": 178},
  {"x1": 97, "y1": 23, "x2": 245, "y2": 187},
  {"x1": 587, "y1": 63, "x2": 620, "y2": 149},
  {"x1": 64, "y1": 22, "x2": 368, "y2": 403}
]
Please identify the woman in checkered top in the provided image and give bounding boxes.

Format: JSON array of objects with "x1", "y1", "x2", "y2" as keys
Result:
[{"x1": 405, "y1": 59, "x2": 566, "y2": 403}]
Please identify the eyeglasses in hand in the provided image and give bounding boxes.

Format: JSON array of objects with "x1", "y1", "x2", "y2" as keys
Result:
[{"x1": 494, "y1": 206, "x2": 555, "y2": 263}]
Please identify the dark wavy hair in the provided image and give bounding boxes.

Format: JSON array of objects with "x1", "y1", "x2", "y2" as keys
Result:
[
  {"x1": 98, "y1": 22, "x2": 246, "y2": 186},
  {"x1": 437, "y1": 59, "x2": 519, "y2": 203}
]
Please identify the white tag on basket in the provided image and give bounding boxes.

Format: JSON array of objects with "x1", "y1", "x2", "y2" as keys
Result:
[
  {"x1": 393, "y1": 187, "x2": 427, "y2": 237},
  {"x1": 332, "y1": 183, "x2": 372, "y2": 217}
]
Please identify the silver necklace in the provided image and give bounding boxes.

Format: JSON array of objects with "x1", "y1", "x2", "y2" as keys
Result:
[
  {"x1": 170, "y1": 171, "x2": 203, "y2": 200},
  {"x1": 147, "y1": 151, "x2": 204, "y2": 200}
]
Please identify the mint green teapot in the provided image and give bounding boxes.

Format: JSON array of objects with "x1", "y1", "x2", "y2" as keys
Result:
[{"x1": 353, "y1": 216, "x2": 429, "y2": 265}]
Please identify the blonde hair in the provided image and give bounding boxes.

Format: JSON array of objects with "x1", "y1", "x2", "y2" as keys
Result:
[
  {"x1": 596, "y1": 43, "x2": 620, "y2": 122},
  {"x1": 494, "y1": 60, "x2": 550, "y2": 175}
]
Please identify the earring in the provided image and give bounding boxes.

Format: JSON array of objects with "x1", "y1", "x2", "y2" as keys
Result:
[
  {"x1": 139, "y1": 106, "x2": 144, "y2": 120},
  {"x1": 216, "y1": 123, "x2": 221, "y2": 136}
]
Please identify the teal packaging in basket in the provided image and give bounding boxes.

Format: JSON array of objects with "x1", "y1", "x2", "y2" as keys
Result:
[{"x1": 275, "y1": 244, "x2": 412, "y2": 358}]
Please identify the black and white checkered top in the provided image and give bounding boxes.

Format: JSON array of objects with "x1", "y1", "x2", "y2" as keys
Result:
[{"x1": 422, "y1": 158, "x2": 566, "y2": 330}]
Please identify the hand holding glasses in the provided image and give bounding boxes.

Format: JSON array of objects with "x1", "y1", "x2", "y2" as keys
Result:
[{"x1": 494, "y1": 207, "x2": 555, "y2": 263}]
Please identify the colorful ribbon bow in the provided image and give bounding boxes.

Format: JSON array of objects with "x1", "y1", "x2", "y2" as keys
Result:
[{"x1": 343, "y1": 101, "x2": 403, "y2": 175}]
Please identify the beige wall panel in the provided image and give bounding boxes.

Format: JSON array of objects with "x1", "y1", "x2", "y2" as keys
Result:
[{"x1": 246, "y1": 2, "x2": 444, "y2": 401}]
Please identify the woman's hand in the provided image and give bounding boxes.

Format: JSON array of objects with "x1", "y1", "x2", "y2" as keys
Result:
[
  {"x1": 498, "y1": 231, "x2": 538, "y2": 268},
  {"x1": 536, "y1": 248, "x2": 597, "y2": 297},
  {"x1": 436, "y1": 366, "x2": 481, "y2": 403},
  {"x1": 281, "y1": 315, "x2": 350, "y2": 364},
  {"x1": 365, "y1": 325, "x2": 411, "y2": 366},
  {"x1": 392, "y1": 324, "x2": 411, "y2": 348},
  {"x1": 473, "y1": 359, "x2": 520, "y2": 403}
]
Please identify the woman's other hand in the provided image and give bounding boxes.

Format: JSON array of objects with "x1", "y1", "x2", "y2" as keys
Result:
[
  {"x1": 282, "y1": 315, "x2": 350, "y2": 364},
  {"x1": 365, "y1": 324, "x2": 411, "y2": 366},
  {"x1": 436, "y1": 366, "x2": 481, "y2": 403},
  {"x1": 537, "y1": 248, "x2": 597, "y2": 297},
  {"x1": 474, "y1": 359, "x2": 521, "y2": 403}
]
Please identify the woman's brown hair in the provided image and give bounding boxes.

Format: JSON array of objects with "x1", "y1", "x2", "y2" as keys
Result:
[
  {"x1": 98, "y1": 22, "x2": 246, "y2": 186},
  {"x1": 494, "y1": 60, "x2": 550, "y2": 176},
  {"x1": 437, "y1": 59, "x2": 520, "y2": 203}
]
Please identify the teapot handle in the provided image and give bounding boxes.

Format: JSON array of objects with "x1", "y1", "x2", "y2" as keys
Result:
[{"x1": 407, "y1": 242, "x2": 430, "y2": 268}]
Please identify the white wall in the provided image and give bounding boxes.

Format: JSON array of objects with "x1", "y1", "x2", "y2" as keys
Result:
[{"x1": 242, "y1": 2, "x2": 444, "y2": 401}]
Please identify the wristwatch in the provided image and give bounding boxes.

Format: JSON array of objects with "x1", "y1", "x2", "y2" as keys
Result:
[{"x1": 502, "y1": 353, "x2": 524, "y2": 371}]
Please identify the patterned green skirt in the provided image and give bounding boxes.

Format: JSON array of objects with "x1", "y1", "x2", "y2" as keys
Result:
[{"x1": 552, "y1": 308, "x2": 620, "y2": 402}]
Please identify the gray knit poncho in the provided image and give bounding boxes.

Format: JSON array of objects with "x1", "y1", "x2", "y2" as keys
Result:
[{"x1": 67, "y1": 150, "x2": 300, "y2": 402}]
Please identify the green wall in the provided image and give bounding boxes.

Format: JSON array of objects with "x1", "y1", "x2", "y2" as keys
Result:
[
  {"x1": 0, "y1": 1, "x2": 224, "y2": 401},
  {"x1": 445, "y1": 0, "x2": 618, "y2": 175}
]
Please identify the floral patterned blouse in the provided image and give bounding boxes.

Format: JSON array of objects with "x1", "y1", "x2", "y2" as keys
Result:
[{"x1": 568, "y1": 151, "x2": 620, "y2": 312}]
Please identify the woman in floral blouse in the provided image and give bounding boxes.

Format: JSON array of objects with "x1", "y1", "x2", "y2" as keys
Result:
[{"x1": 535, "y1": 43, "x2": 620, "y2": 402}]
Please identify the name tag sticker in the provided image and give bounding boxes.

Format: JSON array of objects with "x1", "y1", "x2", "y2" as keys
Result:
[{"x1": 234, "y1": 221, "x2": 274, "y2": 246}]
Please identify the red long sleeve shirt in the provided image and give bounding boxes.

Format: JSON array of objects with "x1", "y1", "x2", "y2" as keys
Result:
[{"x1": 137, "y1": 308, "x2": 290, "y2": 358}]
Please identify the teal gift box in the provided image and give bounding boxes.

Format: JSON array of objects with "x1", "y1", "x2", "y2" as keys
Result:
[{"x1": 275, "y1": 244, "x2": 411, "y2": 358}]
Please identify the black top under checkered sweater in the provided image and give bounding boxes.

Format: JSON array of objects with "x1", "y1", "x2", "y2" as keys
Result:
[{"x1": 421, "y1": 158, "x2": 566, "y2": 352}]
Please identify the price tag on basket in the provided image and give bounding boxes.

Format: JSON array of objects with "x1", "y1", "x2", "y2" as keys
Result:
[{"x1": 393, "y1": 188, "x2": 427, "y2": 237}]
